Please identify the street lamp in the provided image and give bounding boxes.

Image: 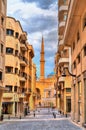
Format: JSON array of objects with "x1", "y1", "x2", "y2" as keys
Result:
[{"x1": 62, "y1": 67, "x2": 76, "y2": 77}]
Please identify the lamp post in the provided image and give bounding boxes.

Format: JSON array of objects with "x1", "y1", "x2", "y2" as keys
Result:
[{"x1": 62, "y1": 67, "x2": 76, "y2": 77}]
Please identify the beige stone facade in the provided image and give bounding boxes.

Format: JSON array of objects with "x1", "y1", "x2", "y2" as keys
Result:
[
  {"x1": 62, "y1": 0, "x2": 86, "y2": 127},
  {"x1": 54, "y1": 0, "x2": 71, "y2": 115},
  {"x1": 0, "y1": 0, "x2": 7, "y2": 117},
  {"x1": 29, "y1": 63, "x2": 36, "y2": 110},
  {"x1": 2, "y1": 17, "x2": 35, "y2": 116}
]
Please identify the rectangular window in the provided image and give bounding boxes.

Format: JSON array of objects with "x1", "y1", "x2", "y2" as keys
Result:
[
  {"x1": 15, "y1": 50, "x2": 18, "y2": 56},
  {"x1": 83, "y1": 17, "x2": 86, "y2": 30},
  {"x1": 14, "y1": 86, "x2": 17, "y2": 92},
  {"x1": 5, "y1": 67, "x2": 13, "y2": 73},
  {"x1": 73, "y1": 42, "x2": 75, "y2": 51},
  {"x1": 6, "y1": 29, "x2": 14, "y2": 36},
  {"x1": 78, "y1": 82, "x2": 81, "y2": 100},
  {"x1": 77, "y1": 31, "x2": 80, "y2": 42},
  {"x1": 73, "y1": 61, "x2": 76, "y2": 69},
  {"x1": 1, "y1": 44, "x2": 3, "y2": 53},
  {"x1": 15, "y1": 32, "x2": 19, "y2": 38},
  {"x1": 77, "y1": 54, "x2": 80, "y2": 64},
  {"x1": 1, "y1": 17, "x2": 4, "y2": 26},
  {"x1": 0, "y1": 71, "x2": 2, "y2": 80},
  {"x1": 66, "y1": 88, "x2": 71, "y2": 92},
  {"x1": 6, "y1": 48, "x2": 13, "y2": 54},
  {"x1": 15, "y1": 68, "x2": 18, "y2": 74},
  {"x1": 64, "y1": 13, "x2": 67, "y2": 21},
  {"x1": 6, "y1": 85, "x2": 12, "y2": 92},
  {"x1": 84, "y1": 45, "x2": 86, "y2": 56}
]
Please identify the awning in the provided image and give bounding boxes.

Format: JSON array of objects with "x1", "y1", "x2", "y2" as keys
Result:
[{"x1": 2, "y1": 102, "x2": 13, "y2": 104}]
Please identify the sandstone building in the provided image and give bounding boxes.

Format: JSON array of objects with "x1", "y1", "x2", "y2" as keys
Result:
[
  {"x1": 55, "y1": 0, "x2": 86, "y2": 129},
  {"x1": 0, "y1": 0, "x2": 7, "y2": 118},
  {"x1": 2, "y1": 17, "x2": 36, "y2": 116},
  {"x1": 54, "y1": 0, "x2": 71, "y2": 115}
]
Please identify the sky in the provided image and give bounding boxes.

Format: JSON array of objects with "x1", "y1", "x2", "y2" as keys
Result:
[{"x1": 7, "y1": 0, "x2": 58, "y2": 78}]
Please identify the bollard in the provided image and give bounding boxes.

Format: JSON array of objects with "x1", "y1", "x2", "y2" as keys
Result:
[{"x1": 66, "y1": 113, "x2": 67, "y2": 118}]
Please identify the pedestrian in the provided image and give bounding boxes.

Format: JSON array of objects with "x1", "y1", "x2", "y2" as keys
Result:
[
  {"x1": 53, "y1": 112, "x2": 56, "y2": 118},
  {"x1": 33, "y1": 111, "x2": 35, "y2": 117}
]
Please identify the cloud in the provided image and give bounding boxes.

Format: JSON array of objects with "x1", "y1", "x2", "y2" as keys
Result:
[
  {"x1": 22, "y1": 0, "x2": 57, "y2": 10},
  {"x1": 7, "y1": 0, "x2": 58, "y2": 77}
]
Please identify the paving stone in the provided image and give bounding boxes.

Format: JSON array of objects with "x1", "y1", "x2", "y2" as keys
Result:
[{"x1": 0, "y1": 109, "x2": 82, "y2": 130}]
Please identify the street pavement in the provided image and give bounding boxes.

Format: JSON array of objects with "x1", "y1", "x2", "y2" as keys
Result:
[{"x1": 0, "y1": 108, "x2": 82, "y2": 130}]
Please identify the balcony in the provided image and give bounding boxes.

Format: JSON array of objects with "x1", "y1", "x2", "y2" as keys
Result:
[
  {"x1": 20, "y1": 56, "x2": 27, "y2": 66},
  {"x1": 3, "y1": 93, "x2": 13, "y2": 98},
  {"x1": 25, "y1": 88, "x2": 31, "y2": 95},
  {"x1": 59, "y1": 21, "x2": 65, "y2": 35},
  {"x1": 59, "y1": 21, "x2": 65, "y2": 28},
  {"x1": 59, "y1": 5, "x2": 68, "y2": 12},
  {"x1": 58, "y1": 35, "x2": 63, "y2": 40},
  {"x1": 58, "y1": 76, "x2": 65, "y2": 83},
  {"x1": 19, "y1": 93, "x2": 25, "y2": 99},
  {"x1": 58, "y1": 39, "x2": 64, "y2": 51},
  {"x1": 20, "y1": 43, "x2": 27, "y2": 51},
  {"x1": 59, "y1": 58, "x2": 69, "y2": 65},
  {"x1": 20, "y1": 72, "x2": 26, "y2": 82}
]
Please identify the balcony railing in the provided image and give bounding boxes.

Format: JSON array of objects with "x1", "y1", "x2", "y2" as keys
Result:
[
  {"x1": 59, "y1": 58, "x2": 69, "y2": 65},
  {"x1": 59, "y1": 5, "x2": 68, "y2": 12}
]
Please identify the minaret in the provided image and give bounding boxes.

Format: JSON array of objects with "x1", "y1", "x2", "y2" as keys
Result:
[{"x1": 40, "y1": 36, "x2": 45, "y2": 80}]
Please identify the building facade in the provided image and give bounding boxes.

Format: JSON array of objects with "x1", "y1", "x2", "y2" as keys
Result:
[
  {"x1": 2, "y1": 17, "x2": 35, "y2": 116},
  {"x1": 0, "y1": 0, "x2": 7, "y2": 117},
  {"x1": 29, "y1": 63, "x2": 36, "y2": 110},
  {"x1": 62, "y1": 0, "x2": 86, "y2": 128},
  {"x1": 54, "y1": 0, "x2": 71, "y2": 115}
]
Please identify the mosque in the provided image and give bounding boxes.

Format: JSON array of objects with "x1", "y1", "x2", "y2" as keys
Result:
[{"x1": 36, "y1": 37, "x2": 56, "y2": 108}]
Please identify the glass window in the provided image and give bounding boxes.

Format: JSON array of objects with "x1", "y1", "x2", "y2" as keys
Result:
[
  {"x1": 1, "y1": 17, "x2": 4, "y2": 25},
  {"x1": 1, "y1": 44, "x2": 3, "y2": 53},
  {"x1": 5, "y1": 67, "x2": 13, "y2": 73},
  {"x1": 15, "y1": 50, "x2": 18, "y2": 56},
  {"x1": 83, "y1": 15, "x2": 86, "y2": 30},
  {"x1": 6, "y1": 29, "x2": 14, "y2": 36},
  {"x1": 73, "y1": 61, "x2": 76, "y2": 69},
  {"x1": 64, "y1": 13, "x2": 67, "y2": 21},
  {"x1": 77, "y1": 31, "x2": 80, "y2": 42},
  {"x1": 14, "y1": 86, "x2": 17, "y2": 92},
  {"x1": 15, "y1": 32, "x2": 19, "y2": 38},
  {"x1": 66, "y1": 88, "x2": 71, "y2": 92},
  {"x1": 77, "y1": 54, "x2": 80, "y2": 64},
  {"x1": 6, "y1": 48, "x2": 13, "y2": 54},
  {"x1": 0, "y1": 71, "x2": 2, "y2": 80},
  {"x1": 84, "y1": 45, "x2": 86, "y2": 56},
  {"x1": 73, "y1": 42, "x2": 75, "y2": 51},
  {"x1": 15, "y1": 68, "x2": 18, "y2": 74},
  {"x1": 6, "y1": 85, "x2": 12, "y2": 92}
]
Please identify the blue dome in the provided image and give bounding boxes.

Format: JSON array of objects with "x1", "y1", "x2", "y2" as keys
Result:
[{"x1": 47, "y1": 72, "x2": 55, "y2": 77}]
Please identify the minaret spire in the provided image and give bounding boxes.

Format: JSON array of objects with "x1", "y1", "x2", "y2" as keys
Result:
[{"x1": 40, "y1": 36, "x2": 45, "y2": 80}]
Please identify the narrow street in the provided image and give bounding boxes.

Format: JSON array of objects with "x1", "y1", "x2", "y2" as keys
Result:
[{"x1": 0, "y1": 109, "x2": 82, "y2": 130}]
